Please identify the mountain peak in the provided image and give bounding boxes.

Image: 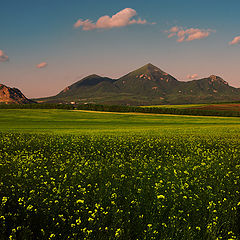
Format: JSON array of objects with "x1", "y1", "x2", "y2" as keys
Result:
[
  {"x1": 209, "y1": 75, "x2": 228, "y2": 85},
  {"x1": 85, "y1": 74, "x2": 101, "y2": 79},
  {"x1": 143, "y1": 63, "x2": 160, "y2": 71},
  {"x1": 58, "y1": 74, "x2": 116, "y2": 96},
  {"x1": 145, "y1": 63, "x2": 156, "y2": 68},
  {"x1": 209, "y1": 75, "x2": 220, "y2": 79},
  {"x1": 132, "y1": 63, "x2": 167, "y2": 76},
  {"x1": 117, "y1": 63, "x2": 179, "y2": 86}
]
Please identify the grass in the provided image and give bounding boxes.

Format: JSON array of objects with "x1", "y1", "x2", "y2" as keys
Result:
[{"x1": 1, "y1": 109, "x2": 240, "y2": 135}]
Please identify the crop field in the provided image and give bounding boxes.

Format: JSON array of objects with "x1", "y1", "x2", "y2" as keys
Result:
[
  {"x1": 0, "y1": 109, "x2": 240, "y2": 134},
  {"x1": 1, "y1": 109, "x2": 240, "y2": 239}
]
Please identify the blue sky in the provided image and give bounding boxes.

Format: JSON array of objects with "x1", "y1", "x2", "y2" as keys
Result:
[{"x1": 0, "y1": 0, "x2": 240, "y2": 98}]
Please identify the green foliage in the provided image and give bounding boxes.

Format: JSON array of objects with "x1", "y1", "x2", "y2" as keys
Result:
[
  {"x1": 77, "y1": 104, "x2": 240, "y2": 117},
  {"x1": 0, "y1": 133, "x2": 240, "y2": 239},
  {"x1": 143, "y1": 104, "x2": 210, "y2": 108},
  {"x1": 0, "y1": 103, "x2": 74, "y2": 110}
]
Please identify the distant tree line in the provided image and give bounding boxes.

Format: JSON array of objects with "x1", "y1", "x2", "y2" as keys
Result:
[
  {"x1": 1, "y1": 103, "x2": 240, "y2": 117},
  {"x1": 76, "y1": 104, "x2": 240, "y2": 117},
  {"x1": 0, "y1": 103, "x2": 74, "y2": 110}
]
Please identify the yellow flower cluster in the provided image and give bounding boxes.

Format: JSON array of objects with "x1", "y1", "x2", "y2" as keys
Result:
[{"x1": 0, "y1": 132, "x2": 240, "y2": 239}]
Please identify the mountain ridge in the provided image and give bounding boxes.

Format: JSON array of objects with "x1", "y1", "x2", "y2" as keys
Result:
[{"x1": 36, "y1": 63, "x2": 240, "y2": 105}]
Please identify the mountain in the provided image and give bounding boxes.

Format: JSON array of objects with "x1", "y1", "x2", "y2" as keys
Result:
[
  {"x1": 37, "y1": 63, "x2": 240, "y2": 105},
  {"x1": 115, "y1": 63, "x2": 179, "y2": 96},
  {"x1": 0, "y1": 84, "x2": 33, "y2": 104},
  {"x1": 172, "y1": 75, "x2": 240, "y2": 104},
  {"x1": 56, "y1": 74, "x2": 118, "y2": 99}
]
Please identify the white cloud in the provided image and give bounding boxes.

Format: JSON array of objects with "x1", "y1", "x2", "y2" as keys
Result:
[
  {"x1": 0, "y1": 50, "x2": 9, "y2": 62},
  {"x1": 187, "y1": 74, "x2": 198, "y2": 79},
  {"x1": 229, "y1": 36, "x2": 240, "y2": 45},
  {"x1": 36, "y1": 62, "x2": 48, "y2": 69},
  {"x1": 165, "y1": 26, "x2": 215, "y2": 42},
  {"x1": 74, "y1": 8, "x2": 153, "y2": 31}
]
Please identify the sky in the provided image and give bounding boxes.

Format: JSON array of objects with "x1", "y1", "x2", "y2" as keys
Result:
[{"x1": 0, "y1": 0, "x2": 240, "y2": 98}]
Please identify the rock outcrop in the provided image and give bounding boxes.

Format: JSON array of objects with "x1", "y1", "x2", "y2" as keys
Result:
[{"x1": 0, "y1": 84, "x2": 33, "y2": 104}]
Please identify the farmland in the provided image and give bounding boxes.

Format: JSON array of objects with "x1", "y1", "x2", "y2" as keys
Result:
[
  {"x1": 0, "y1": 109, "x2": 240, "y2": 134},
  {"x1": 1, "y1": 109, "x2": 240, "y2": 239}
]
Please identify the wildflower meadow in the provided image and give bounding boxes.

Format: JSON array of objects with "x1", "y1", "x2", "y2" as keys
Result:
[{"x1": 1, "y1": 131, "x2": 240, "y2": 239}]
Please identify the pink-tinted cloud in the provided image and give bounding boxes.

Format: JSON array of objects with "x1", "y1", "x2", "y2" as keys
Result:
[
  {"x1": 166, "y1": 26, "x2": 179, "y2": 38},
  {"x1": 187, "y1": 74, "x2": 198, "y2": 79},
  {"x1": 36, "y1": 62, "x2": 48, "y2": 69},
  {"x1": 74, "y1": 19, "x2": 96, "y2": 30},
  {"x1": 74, "y1": 8, "x2": 152, "y2": 31},
  {"x1": 165, "y1": 26, "x2": 214, "y2": 42},
  {"x1": 229, "y1": 36, "x2": 240, "y2": 45},
  {"x1": 129, "y1": 18, "x2": 147, "y2": 25},
  {"x1": 0, "y1": 50, "x2": 9, "y2": 62}
]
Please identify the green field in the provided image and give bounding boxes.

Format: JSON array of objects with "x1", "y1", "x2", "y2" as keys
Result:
[
  {"x1": 1, "y1": 109, "x2": 240, "y2": 134},
  {"x1": 1, "y1": 109, "x2": 240, "y2": 239}
]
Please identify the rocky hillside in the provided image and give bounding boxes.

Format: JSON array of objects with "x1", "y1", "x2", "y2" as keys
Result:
[{"x1": 0, "y1": 84, "x2": 33, "y2": 104}]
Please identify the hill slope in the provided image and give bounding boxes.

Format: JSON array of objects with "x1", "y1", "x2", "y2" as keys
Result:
[
  {"x1": 54, "y1": 75, "x2": 118, "y2": 101},
  {"x1": 0, "y1": 84, "x2": 33, "y2": 104},
  {"x1": 38, "y1": 64, "x2": 240, "y2": 105}
]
